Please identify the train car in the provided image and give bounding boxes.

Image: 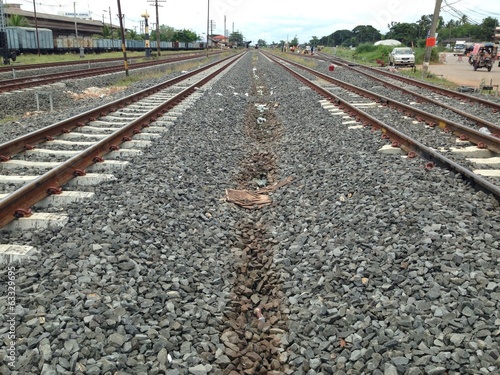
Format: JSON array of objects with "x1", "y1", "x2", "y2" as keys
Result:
[
  {"x1": 54, "y1": 36, "x2": 76, "y2": 51},
  {"x1": 4, "y1": 27, "x2": 19, "y2": 52},
  {"x1": 6, "y1": 26, "x2": 53, "y2": 54},
  {"x1": 2, "y1": 26, "x2": 204, "y2": 64},
  {"x1": 93, "y1": 38, "x2": 112, "y2": 51}
]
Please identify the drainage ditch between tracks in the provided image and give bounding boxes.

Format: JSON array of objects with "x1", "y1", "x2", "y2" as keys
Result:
[{"x1": 221, "y1": 56, "x2": 292, "y2": 375}]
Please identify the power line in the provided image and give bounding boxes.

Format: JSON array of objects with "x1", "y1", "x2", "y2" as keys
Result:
[{"x1": 442, "y1": 0, "x2": 499, "y2": 24}]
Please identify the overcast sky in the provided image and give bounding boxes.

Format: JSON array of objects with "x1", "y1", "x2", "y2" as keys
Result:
[{"x1": 9, "y1": 0, "x2": 500, "y2": 43}]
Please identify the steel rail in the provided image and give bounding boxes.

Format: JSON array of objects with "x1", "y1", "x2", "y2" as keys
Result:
[
  {"x1": 0, "y1": 51, "x2": 216, "y2": 73},
  {"x1": 265, "y1": 52, "x2": 500, "y2": 201},
  {"x1": 0, "y1": 52, "x2": 227, "y2": 93},
  {"x1": 0, "y1": 52, "x2": 246, "y2": 228},
  {"x1": 317, "y1": 52, "x2": 500, "y2": 114},
  {"x1": 265, "y1": 52, "x2": 500, "y2": 153},
  {"x1": 0, "y1": 52, "x2": 241, "y2": 160},
  {"x1": 346, "y1": 65, "x2": 500, "y2": 136}
]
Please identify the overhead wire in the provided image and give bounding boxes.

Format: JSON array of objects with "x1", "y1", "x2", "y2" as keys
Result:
[{"x1": 442, "y1": 0, "x2": 498, "y2": 25}]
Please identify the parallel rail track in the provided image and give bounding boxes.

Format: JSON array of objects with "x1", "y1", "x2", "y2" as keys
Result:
[
  {"x1": 263, "y1": 51, "x2": 500, "y2": 201},
  {"x1": 0, "y1": 52, "x2": 245, "y2": 229},
  {"x1": 0, "y1": 52, "x2": 227, "y2": 93}
]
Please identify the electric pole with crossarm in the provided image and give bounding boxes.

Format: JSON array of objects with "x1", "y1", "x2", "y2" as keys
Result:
[{"x1": 147, "y1": 0, "x2": 165, "y2": 57}]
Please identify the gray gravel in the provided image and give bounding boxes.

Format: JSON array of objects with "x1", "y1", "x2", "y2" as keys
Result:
[{"x1": 1, "y1": 50, "x2": 500, "y2": 375}]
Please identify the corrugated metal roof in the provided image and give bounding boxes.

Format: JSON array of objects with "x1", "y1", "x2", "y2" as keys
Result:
[{"x1": 4, "y1": 7, "x2": 109, "y2": 35}]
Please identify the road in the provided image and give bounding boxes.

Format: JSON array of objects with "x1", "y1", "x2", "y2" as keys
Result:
[{"x1": 426, "y1": 52, "x2": 500, "y2": 90}]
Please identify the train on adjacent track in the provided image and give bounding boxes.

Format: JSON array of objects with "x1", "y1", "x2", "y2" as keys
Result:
[{"x1": 1, "y1": 26, "x2": 205, "y2": 62}]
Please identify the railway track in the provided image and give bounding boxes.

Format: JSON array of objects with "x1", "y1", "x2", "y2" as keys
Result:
[
  {"x1": 263, "y1": 51, "x2": 500, "y2": 200},
  {"x1": 0, "y1": 52, "x2": 244, "y2": 230},
  {"x1": 0, "y1": 52, "x2": 227, "y2": 93},
  {"x1": 0, "y1": 50, "x2": 499, "y2": 374},
  {"x1": 0, "y1": 51, "x2": 212, "y2": 76}
]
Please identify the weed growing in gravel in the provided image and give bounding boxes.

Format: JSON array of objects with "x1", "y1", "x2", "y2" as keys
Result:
[
  {"x1": 401, "y1": 69, "x2": 459, "y2": 90},
  {"x1": 0, "y1": 115, "x2": 20, "y2": 124}
]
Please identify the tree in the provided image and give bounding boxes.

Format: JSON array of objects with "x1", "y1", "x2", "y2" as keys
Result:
[
  {"x1": 331, "y1": 29, "x2": 353, "y2": 46},
  {"x1": 416, "y1": 15, "x2": 433, "y2": 39},
  {"x1": 172, "y1": 29, "x2": 199, "y2": 43},
  {"x1": 257, "y1": 39, "x2": 267, "y2": 47},
  {"x1": 290, "y1": 36, "x2": 299, "y2": 47},
  {"x1": 102, "y1": 25, "x2": 113, "y2": 38},
  {"x1": 159, "y1": 25, "x2": 175, "y2": 42},
  {"x1": 351, "y1": 25, "x2": 381, "y2": 45},
  {"x1": 229, "y1": 31, "x2": 244, "y2": 46},
  {"x1": 309, "y1": 36, "x2": 319, "y2": 47},
  {"x1": 127, "y1": 30, "x2": 143, "y2": 41},
  {"x1": 459, "y1": 15, "x2": 469, "y2": 26},
  {"x1": 385, "y1": 22, "x2": 419, "y2": 46},
  {"x1": 7, "y1": 14, "x2": 30, "y2": 27}
]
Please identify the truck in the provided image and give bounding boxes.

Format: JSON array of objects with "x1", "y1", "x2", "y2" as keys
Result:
[{"x1": 454, "y1": 40, "x2": 466, "y2": 54}]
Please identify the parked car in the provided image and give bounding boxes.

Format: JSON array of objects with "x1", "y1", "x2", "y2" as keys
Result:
[{"x1": 388, "y1": 47, "x2": 415, "y2": 67}]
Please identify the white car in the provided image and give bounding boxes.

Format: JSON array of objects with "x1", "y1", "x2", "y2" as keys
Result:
[{"x1": 388, "y1": 47, "x2": 415, "y2": 67}]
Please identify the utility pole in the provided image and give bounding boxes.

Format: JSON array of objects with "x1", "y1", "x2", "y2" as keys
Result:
[
  {"x1": 142, "y1": 11, "x2": 150, "y2": 58},
  {"x1": 148, "y1": 0, "x2": 165, "y2": 57},
  {"x1": 206, "y1": 0, "x2": 209, "y2": 57},
  {"x1": 116, "y1": 0, "x2": 128, "y2": 76},
  {"x1": 73, "y1": 2, "x2": 78, "y2": 38},
  {"x1": 423, "y1": 0, "x2": 442, "y2": 72},
  {"x1": 0, "y1": 0, "x2": 8, "y2": 64},
  {"x1": 109, "y1": 7, "x2": 113, "y2": 44},
  {"x1": 33, "y1": 0, "x2": 40, "y2": 56}
]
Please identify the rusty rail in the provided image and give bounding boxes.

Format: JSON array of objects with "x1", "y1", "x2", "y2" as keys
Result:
[
  {"x1": 0, "y1": 53, "x2": 245, "y2": 228},
  {"x1": 264, "y1": 52, "x2": 500, "y2": 201}
]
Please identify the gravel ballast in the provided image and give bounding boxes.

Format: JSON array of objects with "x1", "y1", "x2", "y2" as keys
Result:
[{"x1": 1, "y1": 50, "x2": 500, "y2": 374}]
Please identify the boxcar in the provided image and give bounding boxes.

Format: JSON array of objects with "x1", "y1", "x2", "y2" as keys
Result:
[{"x1": 6, "y1": 26, "x2": 53, "y2": 53}]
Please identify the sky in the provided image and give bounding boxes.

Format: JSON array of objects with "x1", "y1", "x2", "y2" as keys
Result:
[{"x1": 7, "y1": 0, "x2": 500, "y2": 44}]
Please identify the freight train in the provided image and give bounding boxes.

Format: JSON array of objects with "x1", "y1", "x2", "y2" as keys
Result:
[{"x1": 0, "y1": 26, "x2": 205, "y2": 64}]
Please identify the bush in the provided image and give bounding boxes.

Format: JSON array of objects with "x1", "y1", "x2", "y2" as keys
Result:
[
  {"x1": 356, "y1": 43, "x2": 378, "y2": 53},
  {"x1": 354, "y1": 44, "x2": 395, "y2": 64}
]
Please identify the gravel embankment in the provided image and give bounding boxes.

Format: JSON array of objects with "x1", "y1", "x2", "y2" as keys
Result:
[{"x1": 1, "y1": 50, "x2": 500, "y2": 375}]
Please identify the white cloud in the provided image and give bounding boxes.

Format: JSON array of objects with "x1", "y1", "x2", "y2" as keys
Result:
[{"x1": 17, "y1": 0, "x2": 500, "y2": 43}]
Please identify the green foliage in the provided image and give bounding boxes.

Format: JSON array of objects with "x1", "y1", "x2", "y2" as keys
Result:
[
  {"x1": 351, "y1": 25, "x2": 382, "y2": 45},
  {"x1": 355, "y1": 43, "x2": 378, "y2": 54},
  {"x1": 102, "y1": 25, "x2": 112, "y2": 38},
  {"x1": 172, "y1": 29, "x2": 198, "y2": 43},
  {"x1": 438, "y1": 16, "x2": 498, "y2": 41},
  {"x1": 7, "y1": 15, "x2": 30, "y2": 27},
  {"x1": 258, "y1": 10, "x2": 499, "y2": 49},
  {"x1": 160, "y1": 25, "x2": 175, "y2": 42},
  {"x1": 385, "y1": 22, "x2": 420, "y2": 46},
  {"x1": 229, "y1": 32, "x2": 244, "y2": 46},
  {"x1": 309, "y1": 36, "x2": 319, "y2": 46},
  {"x1": 127, "y1": 30, "x2": 144, "y2": 41},
  {"x1": 257, "y1": 39, "x2": 267, "y2": 47},
  {"x1": 354, "y1": 44, "x2": 394, "y2": 64}
]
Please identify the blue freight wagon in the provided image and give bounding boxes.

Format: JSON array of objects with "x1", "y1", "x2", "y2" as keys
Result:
[
  {"x1": 5, "y1": 27, "x2": 20, "y2": 51},
  {"x1": 7, "y1": 27, "x2": 53, "y2": 52}
]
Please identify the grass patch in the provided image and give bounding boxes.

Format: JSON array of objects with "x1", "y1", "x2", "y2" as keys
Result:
[
  {"x1": 115, "y1": 58, "x2": 210, "y2": 87},
  {"x1": 9, "y1": 50, "x2": 207, "y2": 65},
  {"x1": 273, "y1": 51, "x2": 319, "y2": 69},
  {"x1": 399, "y1": 68, "x2": 458, "y2": 90},
  {"x1": 0, "y1": 115, "x2": 21, "y2": 124},
  {"x1": 11, "y1": 51, "x2": 146, "y2": 65}
]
